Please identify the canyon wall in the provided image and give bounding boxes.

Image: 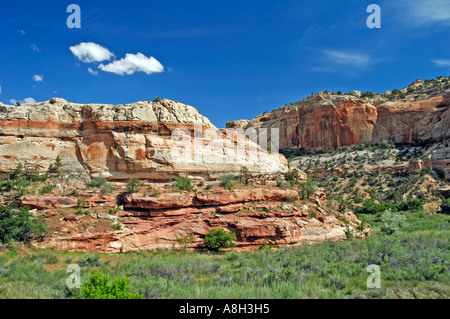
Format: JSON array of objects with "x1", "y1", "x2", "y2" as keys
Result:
[{"x1": 0, "y1": 98, "x2": 286, "y2": 180}]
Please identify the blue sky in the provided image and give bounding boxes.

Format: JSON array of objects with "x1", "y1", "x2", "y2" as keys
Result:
[{"x1": 0, "y1": 0, "x2": 449, "y2": 128}]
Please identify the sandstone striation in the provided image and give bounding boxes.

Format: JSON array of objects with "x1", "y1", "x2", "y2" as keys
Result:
[{"x1": 0, "y1": 98, "x2": 286, "y2": 180}]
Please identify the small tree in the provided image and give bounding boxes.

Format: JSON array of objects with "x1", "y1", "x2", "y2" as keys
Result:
[
  {"x1": 0, "y1": 204, "x2": 48, "y2": 243},
  {"x1": 204, "y1": 228, "x2": 236, "y2": 251}
]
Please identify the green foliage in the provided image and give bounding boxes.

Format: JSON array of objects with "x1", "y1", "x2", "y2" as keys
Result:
[
  {"x1": 380, "y1": 210, "x2": 407, "y2": 235},
  {"x1": 298, "y1": 175, "x2": 316, "y2": 200},
  {"x1": 48, "y1": 156, "x2": 63, "y2": 177},
  {"x1": 285, "y1": 168, "x2": 301, "y2": 186},
  {"x1": 203, "y1": 228, "x2": 236, "y2": 251},
  {"x1": 0, "y1": 163, "x2": 48, "y2": 196},
  {"x1": 112, "y1": 223, "x2": 122, "y2": 231},
  {"x1": 88, "y1": 177, "x2": 108, "y2": 188},
  {"x1": 239, "y1": 166, "x2": 251, "y2": 185},
  {"x1": 0, "y1": 204, "x2": 48, "y2": 244},
  {"x1": 220, "y1": 174, "x2": 235, "y2": 191},
  {"x1": 77, "y1": 253, "x2": 102, "y2": 267},
  {"x1": 126, "y1": 178, "x2": 144, "y2": 193},
  {"x1": 175, "y1": 176, "x2": 195, "y2": 192},
  {"x1": 75, "y1": 271, "x2": 143, "y2": 299},
  {"x1": 49, "y1": 98, "x2": 57, "y2": 104},
  {"x1": 355, "y1": 199, "x2": 396, "y2": 215},
  {"x1": 39, "y1": 183, "x2": 55, "y2": 195},
  {"x1": 153, "y1": 97, "x2": 161, "y2": 103}
]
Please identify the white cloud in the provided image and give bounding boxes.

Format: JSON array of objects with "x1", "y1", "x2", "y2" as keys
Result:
[
  {"x1": 99, "y1": 52, "x2": 164, "y2": 75},
  {"x1": 18, "y1": 29, "x2": 26, "y2": 35},
  {"x1": 10, "y1": 97, "x2": 37, "y2": 105},
  {"x1": 88, "y1": 67, "x2": 98, "y2": 76},
  {"x1": 401, "y1": 0, "x2": 450, "y2": 26},
  {"x1": 69, "y1": 42, "x2": 115, "y2": 63},
  {"x1": 323, "y1": 50, "x2": 370, "y2": 67},
  {"x1": 33, "y1": 75, "x2": 44, "y2": 82},
  {"x1": 432, "y1": 59, "x2": 450, "y2": 68},
  {"x1": 30, "y1": 44, "x2": 40, "y2": 52},
  {"x1": 23, "y1": 97, "x2": 36, "y2": 104}
]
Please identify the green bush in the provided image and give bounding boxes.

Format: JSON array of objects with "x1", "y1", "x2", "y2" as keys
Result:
[
  {"x1": 126, "y1": 178, "x2": 144, "y2": 193},
  {"x1": 75, "y1": 271, "x2": 143, "y2": 299},
  {"x1": 204, "y1": 228, "x2": 236, "y2": 251},
  {"x1": 355, "y1": 199, "x2": 396, "y2": 215},
  {"x1": 88, "y1": 177, "x2": 108, "y2": 188},
  {"x1": 380, "y1": 210, "x2": 407, "y2": 235},
  {"x1": 175, "y1": 176, "x2": 195, "y2": 192},
  {"x1": 220, "y1": 174, "x2": 235, "y2": 190},
  {"x1": 0, "y1": 204, "x2": 48, "y2": 243}
]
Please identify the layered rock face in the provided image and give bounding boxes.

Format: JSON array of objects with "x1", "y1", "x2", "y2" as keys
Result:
[
  {"x1": 227, "y1": 81, "x2": 450, "y2": 178},
  {"x1": 31, "y1": 186, "x2": 368, "y2": 252},
  {"x1": 0, "y1": 98, "x2": 286, "y2": 180}
]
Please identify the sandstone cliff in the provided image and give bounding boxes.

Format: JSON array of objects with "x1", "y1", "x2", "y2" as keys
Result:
[
  {"x1": 227, "y1": 78, "x2": 450, "y2": 178},
  {"x1": 0, "y1": 98, "x2": 286, "y2": 180}
]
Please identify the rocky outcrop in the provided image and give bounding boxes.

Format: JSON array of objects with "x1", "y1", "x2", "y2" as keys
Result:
[
  {"x1": 31, "y1": 185, "x2": 368, "y2": 252},
  {"x1": 0, "y1": 98, "x2": 286, "y2": 180},
  {"x1": 227, "y1": 80, "x2": 450, "y2": 178}
]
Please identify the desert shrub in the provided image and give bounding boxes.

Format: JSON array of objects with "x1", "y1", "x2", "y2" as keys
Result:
[
  {"x1": 88, "y1": 177, "x2": 108, "y2": 188},
  {"x1": 75, "y1": 271, "x2": 143, "y2": 299},
  {"x1": 126, "y1": 178, "x2": 144, "y2": 193},
  {"x1": 239, "y1": 166, "x2": 251, "y2": 185},
  {"x1": 220, "y1": 174, "x2": 235, "y2": 191},
  {"x1": 205, "y1": 184, "x2": 213, "y2": 190},
  {"x1": 39, "y1": 183, "x2": 55, "y2": 194},
  {"x1": 204, "y1": 228, "x2": 236, "y2": 251},
  {"x1": 0, "y1": 204, "x2": 48, "y2": 243},
  {"x1": 298, "y1": 175, "x2": 316, "y2": 200},
  {"x1": 285, "y1": 168, "x2": 301, "y2": 185},
  {"x1": 78, "y1": 253, "x2": 102, "y2": 267},
  {"x1": 49, "y1": 98, "x2": 57, "y2": 104},
  {"x1": 380, "y1": 210, "x2": 407, "y2": 235},
  {"x1": 175, "y1": 176, "x2": 195, "y2": 192},
  {"x1": 100, "y1": 183, "x2": 118, "y2": 195},
  {"x1": 112, "y1": 223, "x2": 122, "y2": 231},
  {"x1": 276, "y1": 178, "x2": 290, "y2": 189},
  {"x1": 153, "y1": 97, "x2": 161, "y2": 103}
]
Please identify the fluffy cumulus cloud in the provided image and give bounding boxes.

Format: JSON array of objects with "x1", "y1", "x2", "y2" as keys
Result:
[
  {"x1": 69, "y1": 42, "x2": 114, "y2": 63},
  {"x1": 98, "y1": 52, "x2": 164, "y2": 75},
  {"x1": 33, "y1": 74, "x2": 44, "y2": 82}
]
